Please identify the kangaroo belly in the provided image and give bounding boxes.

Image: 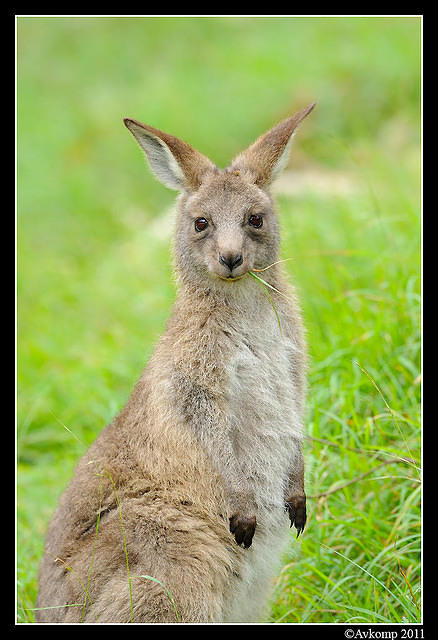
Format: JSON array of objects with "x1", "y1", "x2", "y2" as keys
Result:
[
  {"x1": 228, "y1": 332, "x2": 302, "y2": 519},
  {"x1": 219, "y1": 333, "x2": 301, "y2": 621}
]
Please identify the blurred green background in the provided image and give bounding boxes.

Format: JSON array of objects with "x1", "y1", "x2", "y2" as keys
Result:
[{"x1": 17, "y1": 16, "x2": 421, "y2": 623}]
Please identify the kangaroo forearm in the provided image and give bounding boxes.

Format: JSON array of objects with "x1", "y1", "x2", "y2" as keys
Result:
[
  {"x1": 286, "y1": 444, "x2": 305, "y2": 497},
  {"x1": 200, "y1": 433, "x2": 255, "y2": 511},
  {"x1": 195, "y1": 422, "x2": 255, "y2": 514},
  {"x1": 285, "y1": 443, "x2": 307, "y2": 535},
  {"x1": 177, "y1": 379, "x2": 255, "y2": 512}
]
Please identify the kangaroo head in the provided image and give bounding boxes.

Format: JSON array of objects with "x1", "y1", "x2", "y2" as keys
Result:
[{"x1": 124, "y1": 103, "x2": 315, "y2": 287}]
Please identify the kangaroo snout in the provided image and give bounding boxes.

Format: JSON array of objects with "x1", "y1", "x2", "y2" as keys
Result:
[
  {"x1": 219, "y1": 252, "x2": 243, "y2": 272},
  {"x1": 217, "y1": 250, "x2": 245, "y2": 280}
]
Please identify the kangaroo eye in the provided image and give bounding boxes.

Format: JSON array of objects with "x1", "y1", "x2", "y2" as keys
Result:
[
  {"x1": 194, "y1": 218, "x2": 208, "y2": 232},
  {"x1": 248, "y1": 214, "x2": 263, "y2": 229}
]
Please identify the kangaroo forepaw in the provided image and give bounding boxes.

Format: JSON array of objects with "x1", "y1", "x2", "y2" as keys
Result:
[
  {"x1": 229, "y1": 513, "x2": 257, "y2": 548},
  {"x1": 285, "y1": 494, "x2": 307, "y2": 538}
]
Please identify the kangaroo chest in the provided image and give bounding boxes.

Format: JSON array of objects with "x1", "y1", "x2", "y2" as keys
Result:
[{"x1": 225, "y1": 320, "x2": 302, "y2": 512}]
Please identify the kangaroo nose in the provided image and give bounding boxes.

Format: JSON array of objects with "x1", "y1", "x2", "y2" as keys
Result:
[{"x1": 219, "y1": 253, "x2": 243, "y2": 271}]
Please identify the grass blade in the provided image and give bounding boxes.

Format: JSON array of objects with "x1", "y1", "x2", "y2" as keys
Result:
[
  {"x1": 134, "y1": 575, "x2": 181, "y2": 622},
  {"x1": 248, "y1": 271, "x2": 283, "y2": 333}
]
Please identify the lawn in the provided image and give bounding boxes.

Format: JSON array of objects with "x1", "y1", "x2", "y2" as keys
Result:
[{"x1": 17, "y1": 16, "x2": 421, "y2": 623}]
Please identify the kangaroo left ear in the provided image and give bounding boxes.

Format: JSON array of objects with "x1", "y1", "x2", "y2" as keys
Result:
[
  {"x1": 124, "y1": 118, "x2": 216, "y2": 193},
  {"x1": 230, "y1": 102, "x2": 316, "y2": 188}
]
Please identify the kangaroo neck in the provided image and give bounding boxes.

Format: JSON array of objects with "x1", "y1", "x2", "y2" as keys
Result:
[{"x1": 173, "y1": 266, "x2": 288, "y2": 320}]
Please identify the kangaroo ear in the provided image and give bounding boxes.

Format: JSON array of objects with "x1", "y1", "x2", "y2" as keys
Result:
[
  {"x1": 230, "y1": 103, "x2": 316, "y2": 188},
  {"x1": 124, "y1": 118, "x2": 216, "y2": 192}
]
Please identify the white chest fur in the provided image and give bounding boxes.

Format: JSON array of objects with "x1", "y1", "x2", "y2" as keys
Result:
[
  {"x1": 226, "y1": 314, "x2": 303, "y2": 525},
  {"x1": 221, "y1": 316, "x2": 304, "y2": 622}
]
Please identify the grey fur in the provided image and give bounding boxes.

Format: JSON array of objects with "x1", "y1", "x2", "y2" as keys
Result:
[{"x1": 35, "y1": 104, "x2": 315, "y2": 623}]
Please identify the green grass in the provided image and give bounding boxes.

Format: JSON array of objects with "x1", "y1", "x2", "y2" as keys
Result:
[{"x1": 17, "y1": 16, "x2": 421, "y2": 623}]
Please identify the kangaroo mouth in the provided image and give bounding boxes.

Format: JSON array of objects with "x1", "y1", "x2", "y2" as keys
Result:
[{"x1": 217, "y1": 273, "x2": 246, "y2": 282}]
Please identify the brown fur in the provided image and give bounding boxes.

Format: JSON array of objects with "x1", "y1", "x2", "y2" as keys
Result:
[{"x1": 36, "y1": 103, "x2": 315, "y2": 623}]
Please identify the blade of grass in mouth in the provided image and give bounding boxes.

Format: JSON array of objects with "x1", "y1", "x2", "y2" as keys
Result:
[
  {"x1": 248, "y1": 271, "x2": 283, "y2": 334},
  {"x1": 251, "y1": 258, "x2": 293, "y2": 273},
  {"x1": 248, "y1": 270, "x2": 291, "y2": 302}
]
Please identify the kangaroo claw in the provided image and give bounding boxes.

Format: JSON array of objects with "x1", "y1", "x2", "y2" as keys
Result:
[{"x1": 229, "y1": 513, "x2": 257, "y2": 548}]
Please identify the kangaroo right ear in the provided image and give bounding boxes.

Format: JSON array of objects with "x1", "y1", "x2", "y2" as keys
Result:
[
  {"x1": 124, "y1": 118, "x2": 216, "y2": 192},
  {"x1": 230, "y1": 103, "x2": 316, "y2": 188}
]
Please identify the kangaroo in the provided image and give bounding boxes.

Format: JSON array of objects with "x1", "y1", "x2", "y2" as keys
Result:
[{"x1": 35, "y1": 103, "x2": 315, "y2": 623}]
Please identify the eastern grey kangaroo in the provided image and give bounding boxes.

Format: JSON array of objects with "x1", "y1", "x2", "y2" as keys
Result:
[{"x1": 36, "y1": 102, "x2": 315, "y2": 623}]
